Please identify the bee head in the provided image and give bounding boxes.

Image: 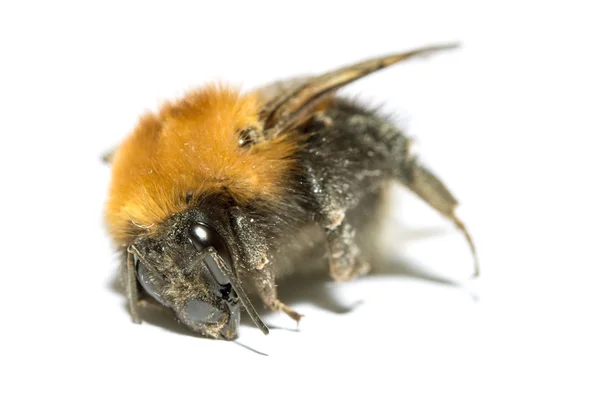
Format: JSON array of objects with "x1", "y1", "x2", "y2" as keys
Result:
[{"x1": 128, "y1": 207, "x2": 266, "y2": 340}]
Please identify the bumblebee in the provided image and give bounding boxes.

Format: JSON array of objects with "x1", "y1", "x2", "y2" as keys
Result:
[{"x1": 105, "y1": 43, "x2": 478, "y2": 340}]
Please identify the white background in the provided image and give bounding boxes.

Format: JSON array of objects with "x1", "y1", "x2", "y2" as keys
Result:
[{"x1": 1, "y1": 1, "x2": 598, "y2": 397}]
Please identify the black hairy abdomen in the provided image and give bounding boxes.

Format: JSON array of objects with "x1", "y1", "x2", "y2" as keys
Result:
[{"x1": 297, "y1": 98, "x2": 410, "y2": 214}]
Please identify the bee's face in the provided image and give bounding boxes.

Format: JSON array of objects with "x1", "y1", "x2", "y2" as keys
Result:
[{"x1": 131, "y1": 211, "x2": 241, "y2": 340}]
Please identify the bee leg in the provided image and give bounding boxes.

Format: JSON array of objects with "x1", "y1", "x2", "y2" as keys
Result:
[
  {"x1": 248, "y1": 263, "x2": 303, "y2": 323},
  {"x1": 259, "y1": 276, "x2": 304, "y2": 323},
  {"x1": 125, "y1": 249, "x2": 141, "y2": 324},
  {"x1": 309, "y1": 184, "x2": 371, "y2": 281},
  {"x1": 266, "y1": 298, "x2": 304, "y2": 324},
  {"x1": 325, "y1": 219, "x2": 372, "y2": 282},
  {"x1": 258, "y1": 282, "x2": 304, "y2": 323},
  {"x1": 401, "y1": 158, "x2": 480, "y2": 277},
  {"x1": 229, "y1": 206, "x2": 304, "y2": 323}
]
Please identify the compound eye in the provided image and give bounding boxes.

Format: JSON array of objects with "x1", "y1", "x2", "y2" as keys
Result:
[
  {"x1": 135, "y1": 256, "x2": 168, "y2": 306},
  {"x1": 189, "y1": 224, "x2": 232, "y2": 286}
]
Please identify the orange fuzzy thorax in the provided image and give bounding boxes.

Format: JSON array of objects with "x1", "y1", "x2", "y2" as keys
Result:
[{"x1": 106, "y1": 85, "x2": 298, "y2": 245}]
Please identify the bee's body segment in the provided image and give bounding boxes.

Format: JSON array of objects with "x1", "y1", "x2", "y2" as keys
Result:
[{"x1": 105, "y1": 44, "x2": 477, "y2": 339}]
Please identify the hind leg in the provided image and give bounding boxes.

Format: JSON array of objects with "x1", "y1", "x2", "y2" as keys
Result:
[{"x1": 400, "y1": 157, "x2": 480, "y2": 277}]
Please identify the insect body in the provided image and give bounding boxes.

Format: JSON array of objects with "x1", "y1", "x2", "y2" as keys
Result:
[{"x1": 105, "y1": 44, "x2": 478, "y2": 340}]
